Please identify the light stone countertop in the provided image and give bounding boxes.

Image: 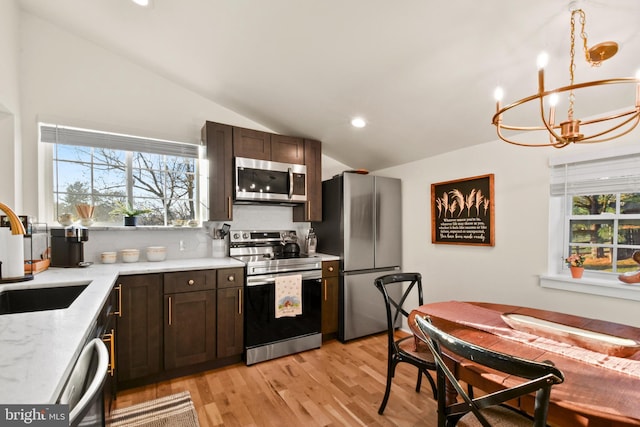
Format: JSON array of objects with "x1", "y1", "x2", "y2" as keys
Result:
[
  {"x1": 0, "y1": 254, "x2": 339, "y2": 404},
  {"x1": 0, "y1": 257, "x2": 244, "y2": 405}
]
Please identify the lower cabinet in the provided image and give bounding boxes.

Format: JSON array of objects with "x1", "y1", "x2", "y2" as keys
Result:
[
  {"x1": 164, "y1": 270, "x2": 216, "y2": 370},
  {"x1": 116, "y1": 267, "x2": 244, "y2": 390},
  {"x1": 321, "y1": 261, "x2": 339, "y2": 339},
  {"x1": 216, "y1": 268, "x2": 244, "y2": 358},
  {"x1": 116, "y1": 274, "x2": 163, "y2": 384}
]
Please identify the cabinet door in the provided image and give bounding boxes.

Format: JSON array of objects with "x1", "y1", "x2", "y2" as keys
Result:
[
  {"x1": 217, "y1": 287, "x2": 244, "y2": 358},
  {"x1": 164, "y1": 290, "x2": 216, "y2": 369},
  {"x1": 271, "y1": 134, "x2": 304, "y2": 164},
  {"x1": 293, "y1": 139, "x2": 322, "y2": 222},
  {"x1": 233, "y1": 127, "x2": 271, "y2": 160},
  {"x1": 321, "y1": 261, "x2": 339, "y2": 337},
  {"x1": 116, "y1": 274, "x2": 162, "y2": 383},
  {"x1": 202, "y1": 121, "x2": 233, "y2": 221}
]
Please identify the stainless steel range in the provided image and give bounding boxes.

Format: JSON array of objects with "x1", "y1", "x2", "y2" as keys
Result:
[{"x1": 230, "y1": 230, "x2": 322, "y2": 365}]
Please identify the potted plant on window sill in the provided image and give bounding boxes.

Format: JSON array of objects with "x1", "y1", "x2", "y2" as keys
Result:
[
  {"x1": 110, "y1": 202, "x2": 151, "y2": 226},
  {"x1": 565, "y1": 254, "x2": 586, "y2": 279}
]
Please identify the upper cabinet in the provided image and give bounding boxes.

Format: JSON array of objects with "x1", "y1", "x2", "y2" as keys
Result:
[
  {"x1": 202, "y1": 122, "x2": 234, "y2": 221},
  {"x1": 271, "y1": 134, "x2": 305, "y2": 164},
  {"x1": 202, "y1": 121, "x2": 322, "y2": 222},
  {"x1": 234, "y1": 127, "x2": 305, "y2": 164},
  {"x1": 233, "y1": 127, "x2": 271, "y2": 161},
  {"x1": 293, "y1": 139, "x2": 322, "y2": 222}
]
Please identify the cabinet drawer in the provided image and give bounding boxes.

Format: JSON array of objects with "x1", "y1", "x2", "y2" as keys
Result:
[
  {"x1": 322, "y1": 261, "x2": 339, "y2": 277},
  {"x1": 217, "y1": 268, "x2": 244, "y2": 289},
  {"x1": 164, "y1": 270, "x2": 214, "y2": 293}
]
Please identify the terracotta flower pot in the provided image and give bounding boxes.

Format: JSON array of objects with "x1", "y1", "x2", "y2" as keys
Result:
[{"x1": 570, "y1": 266, "x2": 584, "y2": 279}]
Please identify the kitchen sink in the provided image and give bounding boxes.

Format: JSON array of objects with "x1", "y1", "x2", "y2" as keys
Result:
[{"x1": 0, "y1": 284, "x2": 88, "y2": 315}]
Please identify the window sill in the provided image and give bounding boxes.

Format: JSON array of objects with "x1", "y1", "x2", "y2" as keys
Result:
[
  {"x1": 540, "y1": 274, "x2": 640, "y2": 301},
  {"x1": 49, "y1": 225, "x2": 203, "y2": 231}
]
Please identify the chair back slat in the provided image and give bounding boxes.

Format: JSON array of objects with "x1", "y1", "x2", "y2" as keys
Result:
[{"x1": 415, "y1": 315, "x2": 564, "y2": 427}]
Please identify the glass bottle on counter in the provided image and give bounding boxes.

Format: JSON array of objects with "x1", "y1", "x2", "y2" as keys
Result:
[{"x1": 306, "y1": 227, "x2": 317, "y2": 255}]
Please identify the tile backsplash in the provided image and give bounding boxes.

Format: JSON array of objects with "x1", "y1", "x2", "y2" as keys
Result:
[{"x1": 81, "y1": 204, "x2": 310, "y2": 263}]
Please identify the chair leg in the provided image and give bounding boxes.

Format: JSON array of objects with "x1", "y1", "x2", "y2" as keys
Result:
[
  {"x1": 378, "y1": 359, "x2": 397, "y2": 414},
  {"x1": 423, "y1": 369, "x2": 438, "y2": 399},
  {"x1": 415, "y1": 368, "x2": 423, "y2": 392}
]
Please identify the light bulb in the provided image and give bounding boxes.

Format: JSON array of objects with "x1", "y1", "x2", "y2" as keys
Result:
[
  {"x1": 549, "y1": 93, "x2": 559, "y2": 106},
  {"x1": 351, "y1": 117, "x2": 366, "y2": 128},
  {"x1": 494, "y1": 87, "x2": 504, "y2": 101},
  {"x1": 537, "y1": 52, "x2": 549, "y2": 70}
]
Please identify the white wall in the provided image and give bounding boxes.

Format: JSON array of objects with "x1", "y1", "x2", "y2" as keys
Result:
[
  {"x1": 378, "y1": 136, "x2": 640, "y2": 327},
  {"x1": 0, "y1": 0, "x2": 22, "y2": 209},
  {"x1": 13, "y1": 7, "x2": 640, "y2": 328},
  {"x1": 18, "y1": 11, "x2": 275, "y2": 221}
]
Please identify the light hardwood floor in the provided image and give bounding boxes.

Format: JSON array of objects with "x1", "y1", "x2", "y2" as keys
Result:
[{"x1": 112, "y1": 333, "x2": 439, "y2": 426}]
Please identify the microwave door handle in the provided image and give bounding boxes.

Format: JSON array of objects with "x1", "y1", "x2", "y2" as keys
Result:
[{"x1": 288, "y1": 167, "x2": 293, "y2": 199}]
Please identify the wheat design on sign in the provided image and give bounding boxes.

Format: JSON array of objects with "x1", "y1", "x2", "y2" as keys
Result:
[{"x1": 436, "y1": 188, "x2": 490, "y2": 218}]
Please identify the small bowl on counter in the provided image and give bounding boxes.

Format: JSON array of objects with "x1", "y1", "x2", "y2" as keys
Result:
[
  {"x1": 100, "y1": 251, "x2": 117, "y2": 264},
  {"x1": 120, "y1": 249, "x2": 140, "y2": 263},
  {"x1": 146, "y1": 246, "x2": 167, "y2": 262}
]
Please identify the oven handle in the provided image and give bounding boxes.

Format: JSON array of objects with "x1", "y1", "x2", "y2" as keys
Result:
[{"x1": 246, "y1": 271, "x2": 321, "y2": 287}]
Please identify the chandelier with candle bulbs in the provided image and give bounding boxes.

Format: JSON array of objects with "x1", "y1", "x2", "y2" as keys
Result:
[{"x1": 492, "y1": 6, "x2": 640, "y2": 148}]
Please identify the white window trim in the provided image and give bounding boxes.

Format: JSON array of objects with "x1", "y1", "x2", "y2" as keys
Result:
[
  {"x1": 541, "y1": 145, "x2": 640, "y2": 301},
  {"x1": 38, "y1": 122, "x2": 206, "y2": 226}
]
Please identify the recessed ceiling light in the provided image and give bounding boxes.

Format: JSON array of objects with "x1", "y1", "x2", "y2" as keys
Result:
[
  {"x1": 351, "y1": 117, "x2": 366, "y2": 128},
  {"x1": 132, "y1": 0, "x2": 151, "y2": 6}
]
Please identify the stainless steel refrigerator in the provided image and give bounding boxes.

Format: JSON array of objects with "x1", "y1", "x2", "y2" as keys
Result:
[{"x1": 313, "y1": 173, "x2": 402, "y2": 342}]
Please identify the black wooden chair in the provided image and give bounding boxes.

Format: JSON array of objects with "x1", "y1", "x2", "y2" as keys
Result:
[
  {"x1": 374, "y1": 272, "x2": 438, "y2": 414},
  {"x1": 414, "y1": 315, "x2": 565, "y2": 427}
]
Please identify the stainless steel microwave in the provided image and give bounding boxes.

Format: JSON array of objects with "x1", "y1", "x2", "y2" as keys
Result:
[{"x1": 234, "y1": 157, "x2": 307, "y2": 204}]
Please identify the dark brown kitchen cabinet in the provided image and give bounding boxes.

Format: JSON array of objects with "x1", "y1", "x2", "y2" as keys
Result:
[
  {"x1": 293, "y1": 139, "x2": 322, "y2": 222},
  {"x1": 203, "y1": 120, "x2": 322, "y2": 222},
  {"x1": 116, "y1": 274, "x2": 162, "y2": 384},
  {"x1": 164, "y1": 270, "x2": 216, "y2": 370},
  {"x1": 216, "y1": 268, "x2": 244, "y2": 358},
  {"x1": 270, "y1": 134, "x2": 305, "y2": 164},
  {"x1": 233, "y1": 127, "x2": 271, "y2": 160},
  {"x1": 321, "y1": 260, "x2": 339, "y2": 339},
  {"x1": 202, "y1": 121, "x2": 233, "y2": 221}
]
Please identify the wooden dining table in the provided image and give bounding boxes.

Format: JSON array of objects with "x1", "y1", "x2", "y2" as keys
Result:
[{"x1": 408, "y1": 301, "x2": 640, "y2": 427}]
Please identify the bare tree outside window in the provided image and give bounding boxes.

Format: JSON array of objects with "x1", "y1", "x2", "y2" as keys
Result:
[{"x1": 54, "y1": 144, "x2": 197, "y2": 226}]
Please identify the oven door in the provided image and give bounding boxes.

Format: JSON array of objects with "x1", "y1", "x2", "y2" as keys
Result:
[
  {"x1": 245, "y1": 271, "x2": 321, "y2": 348},
  {"x1": 235, "y1": 157, "x2": 306, "y2": 204}
]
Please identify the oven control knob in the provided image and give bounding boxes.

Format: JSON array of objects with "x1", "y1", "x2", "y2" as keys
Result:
[
  {"x1": 233, "y1": 232, "x2": 240, "y2": 240},
  {"x1": 243, "y1": 232, "x2": 249, "y2": 239}
]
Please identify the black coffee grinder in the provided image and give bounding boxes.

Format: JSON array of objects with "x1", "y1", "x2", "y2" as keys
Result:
[{"x1": 51, "y1": 226, "x2": 89, "y2": 267}]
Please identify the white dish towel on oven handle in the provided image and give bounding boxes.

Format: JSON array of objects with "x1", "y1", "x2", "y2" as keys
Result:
[{"x1": 275, "y1": 274, "x2": 302, "y2": 318}]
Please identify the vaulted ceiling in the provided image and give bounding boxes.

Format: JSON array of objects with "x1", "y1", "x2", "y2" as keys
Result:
[{"x1": 17, "y1": 0, "x2": 640, "y2": 170}]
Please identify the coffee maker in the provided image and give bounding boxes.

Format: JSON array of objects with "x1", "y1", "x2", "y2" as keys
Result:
[{"x1": 51, "y1": 226, "x2": 89, "y2": 267}]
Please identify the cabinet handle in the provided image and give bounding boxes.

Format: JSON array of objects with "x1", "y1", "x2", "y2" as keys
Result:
[
  {"x1": 102, "y1": 329, "x2": 116, "y2": 376},
  {"x1": 324, "y1": 279, "x2": 327, "y2": 301},
  {"x1": 114, "y1": 284, "x2": 122, "y2": 317},
  {"x1": 227, "y1": 197, "x2": 232, "y2": 219},
  {"x1": 238, "y1": 288, "x2": 242, "y2": 315},
  {"x1": 328, "y1": 266, "x2": 334, "y2": 272},
  {"x1": 228, "y1": 275, "x2": 235, "y2": 282},
  {"x1": 168, "y1": 296, "x2": 173, "y2": 326},
  {"x1": 188, "y1": 279, "x2": 195, "y2": 286}
]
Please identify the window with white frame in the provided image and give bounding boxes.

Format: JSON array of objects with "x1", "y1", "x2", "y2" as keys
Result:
[
  {"x1": 40, "y1": 123, "x2": 202, "y2": 226},
  {"x1": 550, "y1": 150, "x2": 640, "y2": 276}
]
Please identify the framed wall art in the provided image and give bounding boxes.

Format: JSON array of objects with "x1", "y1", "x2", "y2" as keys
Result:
[{"x1": 431, "y1": 174, "x2": 495, "y2": 246}]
